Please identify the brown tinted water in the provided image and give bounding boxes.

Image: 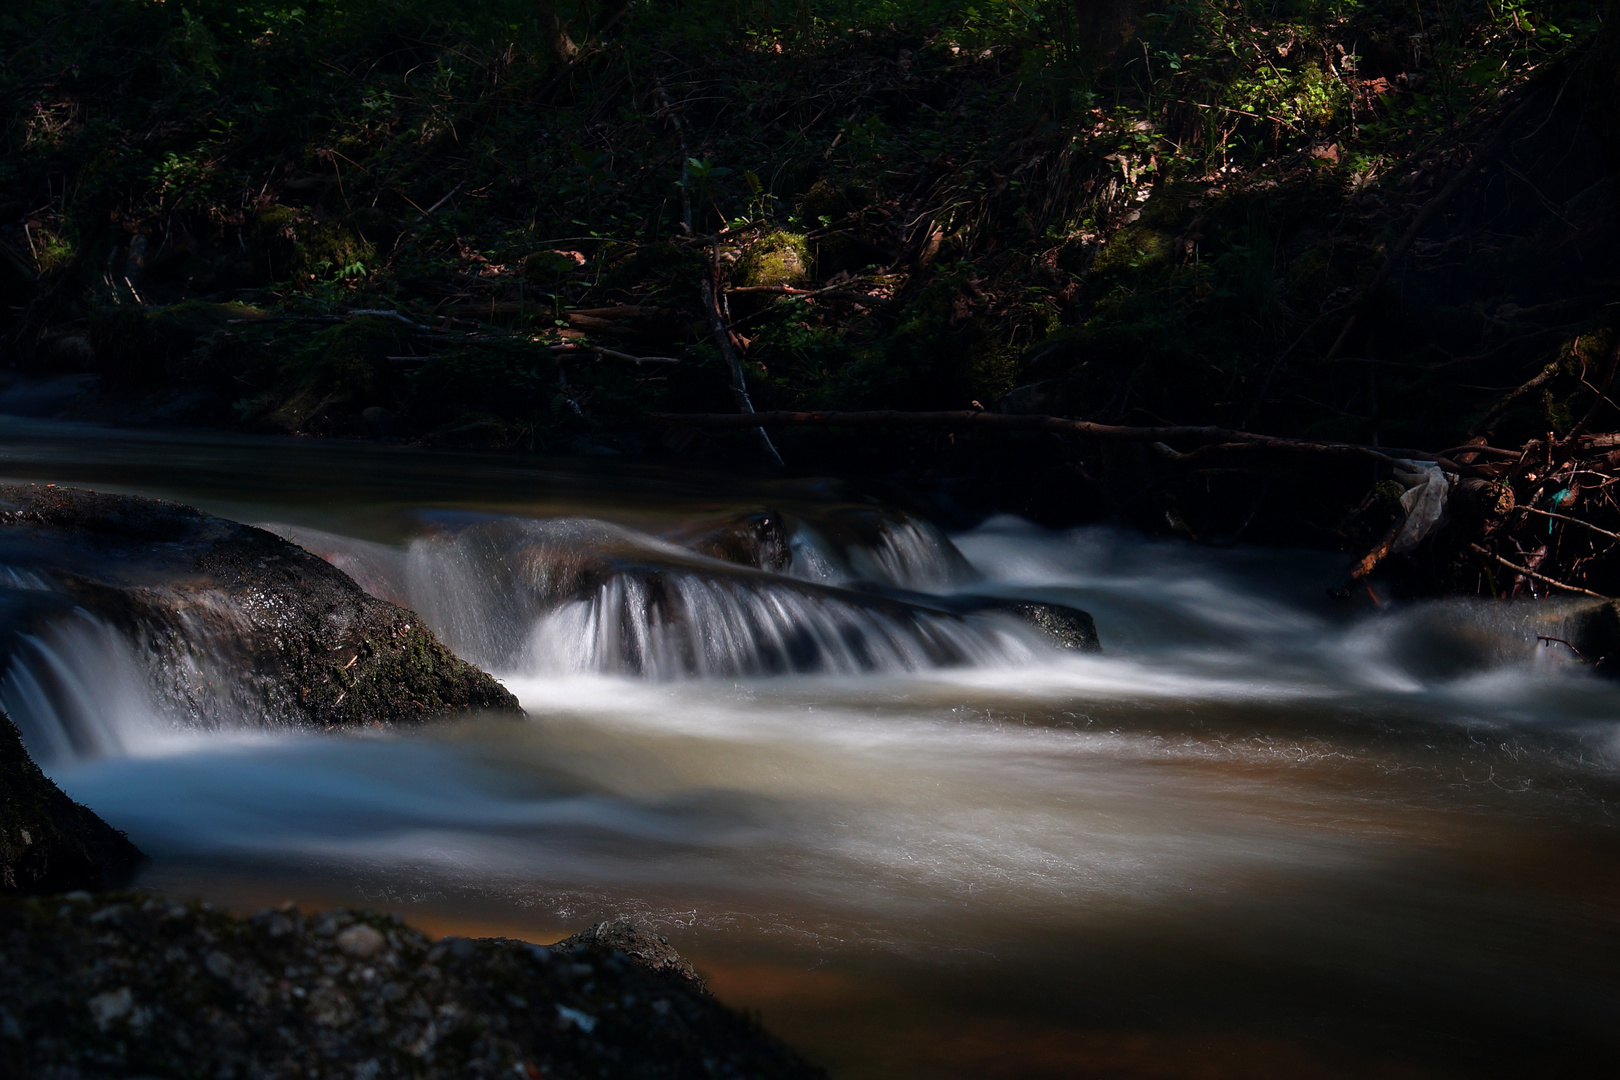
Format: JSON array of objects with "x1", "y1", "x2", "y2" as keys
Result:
[{"x1": 3, "y1": 416, "x2": 1618, "y2": 1078}]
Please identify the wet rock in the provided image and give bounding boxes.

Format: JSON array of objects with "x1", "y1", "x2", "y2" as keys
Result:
[
  {"x1": 0, "y1": 712, "x2": 145, "y2": 894},
  {"x1": 0, "y1": 484, "x2": 520, "y2": 730},
  {"x1": 1567, "y1": 598, "x2": 1620, "y2": 672},
  {"x1": 410, "y1": 516, "x2": 1097, "y2": 677},
  {"x1": 337, "y1": 922, "x2": 386, "y2": 958},
  {"x1": 550, "y1": 920, "x2": 708, "y2": 992},
  {"x1": 959, "y1": 598, "x2": 1102, "y2": 652},
  {"x1": 798, "y1": 505, "x2": 977, "y2": 589},
  {"x1": 0, "y1": 894, "x2": 821, "y2": 1079},
  {"x1": 666, "y1": 512, "x2": 791, "y2": 572}
]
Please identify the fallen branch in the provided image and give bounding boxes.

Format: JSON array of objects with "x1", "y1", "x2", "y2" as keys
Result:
[
  {"x1": 348, "y1": 308, "x2": 430, "y2": 330},
  {"x1": 551, "y1": 344, "x2": 679, "y2": 365},
  {"x1": 648, "y1": 409, "x2": 1480, "y2": 475},
  {"x1": 1468, "y1": 542, "x2": 1606, "y2": 598},
  {"x1": 1344, "y1": 518, "x2": 1404, "y2": 587},
  {"x1": 1468, "y1": 355, "x2": 1563, "y2": 437},
  {"x1": 725, "y1": 284, "x2": 893, "y2": 305}
]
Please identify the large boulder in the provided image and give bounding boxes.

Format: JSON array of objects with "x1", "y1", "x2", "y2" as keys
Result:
[
  {"x1": 0, "y1": 894, "x2": 822, "y2": 1079},
  {"x1": 0, "y1": 484, "x2": 519, "y2": 731},
  {"x1": 0, "y1": 712, "x2": 144, "y2": 894}
]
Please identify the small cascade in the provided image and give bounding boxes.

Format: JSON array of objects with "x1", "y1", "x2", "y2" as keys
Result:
[
  {"x1": 0, "y1": 609, "x2": 165, "y2": 766},
  {"x1": 350, "y1": 516, "x2": 1044, "y2": 679},
  {"x1": 525, "y1": 574, "x2": 1039, "y2": 679},
  {"x1": 787, "y1": 509, "x2": 977, "y2": 591}
]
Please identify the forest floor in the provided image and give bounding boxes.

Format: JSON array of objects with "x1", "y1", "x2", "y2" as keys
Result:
[{"x1": 3, "y1": 0, "x2": 1619, "y2": 599}]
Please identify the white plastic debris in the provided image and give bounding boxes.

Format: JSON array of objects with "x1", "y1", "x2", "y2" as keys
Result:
[{"x1": 1392, "y1": 460, "x2": 1450, "y2": 553}]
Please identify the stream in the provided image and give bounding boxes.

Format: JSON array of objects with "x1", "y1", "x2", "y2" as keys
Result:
[{"x1": 2, "y1": 415, "x2": 1618, "y2": 1079}]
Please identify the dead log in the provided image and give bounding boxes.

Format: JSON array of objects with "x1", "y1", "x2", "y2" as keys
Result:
[{"x1": 648, "y1": 409, "x2": 1480, "y2": 475}]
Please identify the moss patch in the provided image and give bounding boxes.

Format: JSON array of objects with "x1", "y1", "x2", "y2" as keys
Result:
[{"x1": 738, "y1": 232, "x2": 811, "y2": 288}]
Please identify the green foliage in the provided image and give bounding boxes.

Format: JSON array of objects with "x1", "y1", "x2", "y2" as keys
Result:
[{"x1": 0, "y1": 0, "x2": 1611, "y2": 468}]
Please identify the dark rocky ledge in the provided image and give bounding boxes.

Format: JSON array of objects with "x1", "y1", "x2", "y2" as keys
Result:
[
  {"x1": 0, "y1": 895, "x2": 822, "y2": 1079},
  {"x1": 0, "y1": 484, "x2": 520, "y2": 730},
  {"x1": 0, "y1": 713, "x2": 144, "y2": 894}
]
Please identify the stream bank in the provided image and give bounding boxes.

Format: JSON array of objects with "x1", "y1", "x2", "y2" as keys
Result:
[{"x1": 2, "y1": 895, "x2": 819, "y2": 1079}]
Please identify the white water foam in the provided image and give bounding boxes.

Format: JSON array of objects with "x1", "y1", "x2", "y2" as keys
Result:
[
  {"x1": 276, "y1": 516, "x2": 1042, "y2": 679},
  {"x1": 1, "y1": 611, "x2": 170, "y2": 765}
]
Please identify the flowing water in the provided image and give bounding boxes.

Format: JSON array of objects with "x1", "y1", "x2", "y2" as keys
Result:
[{"x1": 2, "y1": 415, "x2": 1619, "y2": 1078}]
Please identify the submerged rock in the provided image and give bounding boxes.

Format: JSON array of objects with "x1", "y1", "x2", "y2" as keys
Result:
[
  {"x1": 959, "y1": 599, "x2": 1101, "y2": 652},
  {"x1": 0, "y1": 484, "x2": 519, "y2": 731},
  {"x1": 0, "y1": 894, "x2": 821, "y2": 1079},
  {"x1": 665, "y1": 511, "x2": 792, "y2": 572},
  {"x1": 1565, "y1": 598, "x2": 1620, "y2": 672},
  {"x1": 0, "y1": 713, "x2": 144, "y2": 894}
]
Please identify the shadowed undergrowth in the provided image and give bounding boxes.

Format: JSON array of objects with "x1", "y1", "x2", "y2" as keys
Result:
[{"x1": 3, "y1": 0, "x2": 1620, "y2": 594}]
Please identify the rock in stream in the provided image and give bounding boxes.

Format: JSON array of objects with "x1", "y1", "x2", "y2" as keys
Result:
[
  {"x1": 0, "y1": 712, "x2": 143, "y2": 894},
  {"x1": 0, "y1": 483, "x2": 520, "y2": 732}
]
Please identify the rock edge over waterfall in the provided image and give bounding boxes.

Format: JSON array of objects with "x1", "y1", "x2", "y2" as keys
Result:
[
  {"x1": 0, "y1": 483, "x2": 520, "y2": 732},
  {"x1": 0, "y1": 712, "x2": 143, "y2": 894}
]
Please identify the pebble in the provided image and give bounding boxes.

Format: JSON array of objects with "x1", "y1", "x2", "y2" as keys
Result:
[
  {"x1": 337, "y1": 923, "x2": 386, "y2": 959},
  {"x1": 88, "y1": 987, "x2": 133, "y2": 1029}
]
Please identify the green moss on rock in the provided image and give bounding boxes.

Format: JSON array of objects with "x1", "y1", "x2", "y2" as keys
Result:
[
  {"x1": 250, "y1": 205, "x2": 373, "y2": 285},
  {"x1": 739, "y1": 232, "x2": 811, "y2": 288}
]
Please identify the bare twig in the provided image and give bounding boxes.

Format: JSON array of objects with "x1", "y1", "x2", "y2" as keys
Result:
[
  {"x1": 551, "y1": 345, "x2": 679, "y2": 364},
  {"x1": 1565, "y1": 339, "x2": 1620, "y2": 444},
  {"x1": 654, "y1": 72, "x2": 781, "y2": 466},
  {"x1": 1469, "y1": 542, "x2": 1606, "y2": 598},
  {"x1": 1516, "y1": 506, "x2": 1620, "y2": 542},
  {"x1": 1345, "y1": 518, "x2": 1404, "y2": 586},
  {"x1": 1469, "y1": 355, "x2": 1562, "y2": 437},
  {"x1": 1537, "y1": 635, "x2": 1590, "y2": 662},
  {"x1": 416, "y1": 181, "x2": 465, "y2": 222},
  {"x1": 725, "y1": 283, "x2": 893, "y2": 305}
]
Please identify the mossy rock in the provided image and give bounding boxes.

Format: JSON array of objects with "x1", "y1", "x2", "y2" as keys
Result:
[
  {"x1": 738, "y1": 232, "x2": 811, "y2": 288},
  {"x1": 0, "y1": 895, "x2": 821, "y2": 1078},
  {"x1": 249, "y1": 205, "x2": 373, "y2": 285},
  {"x1": 1091, "y1": 222, "x2": 1174, "y2": 276}
]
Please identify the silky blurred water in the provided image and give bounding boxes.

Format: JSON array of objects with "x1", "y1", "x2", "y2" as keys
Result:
[{"x1": 2, "y1": 415, "x2": 1618, "y2": 1079}]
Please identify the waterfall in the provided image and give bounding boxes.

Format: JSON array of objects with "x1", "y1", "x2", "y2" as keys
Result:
[
  {"x1": 0, "y1": 608, "x2": 166, "y2": 766},
  {"x1": 265, "y1": 517, "x2": 1043, "y2": 679},
  {"x1": 786, "y1": 511, "x2": 977, "y2": 591},
  {"x1": 523, "y1": 574, "x2": 1039, "y2": 679}
]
